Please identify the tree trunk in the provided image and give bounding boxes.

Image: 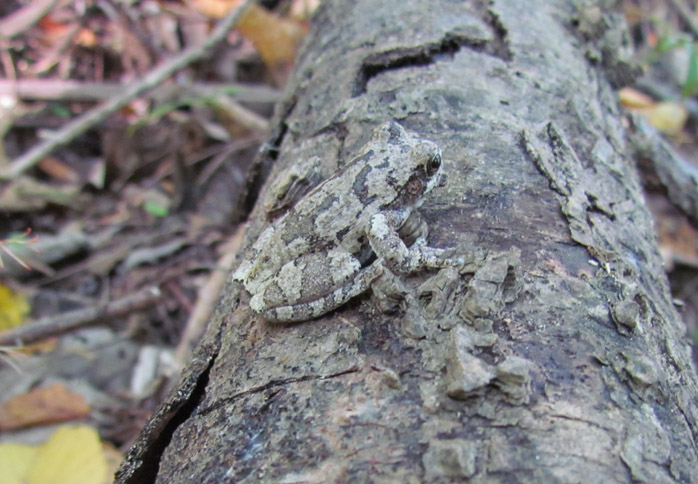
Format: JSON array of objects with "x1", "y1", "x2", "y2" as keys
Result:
[{"x1": 116, "y1": 0, "x2": 698, "y2": 482}]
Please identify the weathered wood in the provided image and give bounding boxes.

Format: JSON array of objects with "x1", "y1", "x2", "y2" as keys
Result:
[{"x1": 117, "y1": 0, "x2": 698, "y2": 482}]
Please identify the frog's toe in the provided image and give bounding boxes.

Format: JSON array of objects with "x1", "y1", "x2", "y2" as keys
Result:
[{"x1": 249, "y1": 293, "x2": 266, "y2": 313}]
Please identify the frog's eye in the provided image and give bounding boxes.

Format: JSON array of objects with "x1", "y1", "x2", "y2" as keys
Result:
[{"x1": 426, "y1": 153, "x2": 441, "y2": 177}]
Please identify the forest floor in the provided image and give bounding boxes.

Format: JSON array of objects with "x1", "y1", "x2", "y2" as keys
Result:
[{"x1": 0, "y1": 0, "x2": 695, "y2": 481}]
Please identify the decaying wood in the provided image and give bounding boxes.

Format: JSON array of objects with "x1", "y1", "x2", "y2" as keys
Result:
[{"x1": 117, "y1": 0, "x2": 698, "y2": 482}]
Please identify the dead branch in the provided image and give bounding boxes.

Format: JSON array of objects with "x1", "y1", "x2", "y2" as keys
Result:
[
  {"x1": 0, "y1": 287, "x2": 162, "y2": 346},
  {"x1": 0, "y1": 79, "x2": 281, "y2": 104},
  {"x1": 0, "y1": 0, "x2": 60, "y2": 39}
]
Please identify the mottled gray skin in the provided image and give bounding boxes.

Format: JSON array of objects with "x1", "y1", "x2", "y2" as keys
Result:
[{"x1": 234, "y1": 122, "x2": 456, "y2": 322}]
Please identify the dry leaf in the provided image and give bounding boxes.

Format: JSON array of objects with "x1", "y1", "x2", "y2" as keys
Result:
[
  {"x1": 190, "y1": 0, "x2": 307, "y2": 83},
  {"x1": 0, "y1": 426, "x2": 109, "y2": 484},
  {"x1": 74, "y1": 27, "x2": 97, "y2": 47},
  {"x1": 619, "y1": 88, "x2": 689, "y2": 136},
  {"x1": 189, "y1": 0, "x2": 244, "y2": 18},
  {"x1": 0, "y1": 284, "x2": 29, "y2": 331},
  {"x1": 289, "y1": 0, "x2": 322, "y2": 22},
  {"x1": 618, "y1": 87, "x2": 654, "y2": 109},
  {"x1": 641, "y1": 101, "x2": 688, "y2": 135},
  {"x1": 102, "y1": 442, "x2": 125, "y2": 484},
  {"x1": 237, "y1": 4, "x2": 307, "y2": 80},
  {"x1": 26, "y1": 425, "x2": 108, "y2": 484},
  {"x1": 11, "y1": 338, "x2": 58, "y2": 355},
  {"x1": 0, "y1": 175, "x2": 81, "y2": 211},
  {"x1": 0, "y1": 383, "x2": 91, "y2": 431},
  {"x1": 657, "y1": 215, "x2": 698, "y2": 267},
  {"x1": 0, "y1": 443, "x2": 38, "y2": 484},
  {"x1": 38, "y1": 156, "x2": 81, "y2": 183}
]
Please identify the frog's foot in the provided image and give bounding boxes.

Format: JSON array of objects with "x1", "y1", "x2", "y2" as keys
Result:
[{"x1": 370, "y1": 269, "x2": 409, "y2": 314}]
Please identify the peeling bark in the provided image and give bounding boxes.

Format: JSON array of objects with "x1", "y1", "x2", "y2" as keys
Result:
[{"x1": 116, "y1": 0, "x2": 698, "y2": 482}]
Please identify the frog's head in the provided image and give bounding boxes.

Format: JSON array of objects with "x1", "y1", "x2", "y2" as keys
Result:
[
  {"x1": 369, "y1": 122, "x2": 444, "y2": 209},
  {"x1": 411, "y1": 141, "x2": 443, "y2": 193},
  {"x1": 398, "y1": 140, "x2": 444, "y2": 209}
]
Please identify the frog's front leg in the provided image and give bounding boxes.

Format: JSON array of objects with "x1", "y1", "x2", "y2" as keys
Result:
[
  {"x1": 251, "y1": 250, "x2": 384, "y2": 322},
  {"x1": 369, "y1": 211, "x2": 460, "y2": 273}
]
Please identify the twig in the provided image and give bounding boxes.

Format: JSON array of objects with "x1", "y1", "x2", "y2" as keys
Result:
[
  {"x1": 174, "y1": 230, "x2": 243, "y2": 365},
  {"x1": 215, "y1": 95, "x2": 270, "y2": 133},
  {"x1": 0, "y1": 0, "x2": 60, "y2": 39},
  {"x1": 30, "y1": 22, "x2": 81, "y2": 75},
  {"x1": 629, "y1": 113, "x2": 698, "y2": 226},
  {"x1": 0, "y1": 79, "x2": 281, "y2": 104},
  {"x1": 667, "y1": 0, "x2": 698, "y2": 40},
  {"x1": 0, "y1": 287, "x2": 162, "y2": 346},
  {"x1": 0, "y1": 0, "x2": 257, "y2": 180}
]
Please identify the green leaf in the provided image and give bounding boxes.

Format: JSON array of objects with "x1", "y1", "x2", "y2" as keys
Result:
[
  {"x1": 49, "y1": 104, "x2": 72, "y2": 118},
  {"x1": 143, "y1": 200, "x2": 169, "y2": 217},
  {"x1": 127, "y1": 96, "x2": 216, "y2": 136},
  {"x1": 656, "y1": 34, "x2": 685, "y2": 53},
  {"x1": 682, "y1": 42, "x2": 698, "y2": 97}
]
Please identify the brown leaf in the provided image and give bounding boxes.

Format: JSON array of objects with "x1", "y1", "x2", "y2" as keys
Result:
[
  {"x1": 237, "y1": 4, "x2": 307, "y2": 83},
  {"x1": 0, "y1": 383, "x2": 91, "y2": 431},
  {"x1": 38, "y1": 156, "x2": 80, "y2": 183},
  {"x1": 190, "y1": 0, "x2": 307, "y2": 84}
]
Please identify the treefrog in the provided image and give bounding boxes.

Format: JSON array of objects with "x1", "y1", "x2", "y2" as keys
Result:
[{"x1": 233, "y1": 121, "x2": 459, "y2": 322}]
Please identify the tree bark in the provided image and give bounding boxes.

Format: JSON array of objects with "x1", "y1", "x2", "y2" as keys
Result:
[{"x1": 116, "y1": 0, "x2": 698, "y2": 482}]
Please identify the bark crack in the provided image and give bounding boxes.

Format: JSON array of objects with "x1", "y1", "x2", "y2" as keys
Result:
[
  {"x1": 481, "y1": 7, "x2": 513, "y2": 61},
  {"x1": 120, "y1": 356, "x2": 215, "y2": 484},
  {"x1": 232, "y1": 365, "x2": 361, "y2": 398},
  {"x1": 352, "y1": 28, "x2": 510, "y2": 97},
  {"x1": 549, "y1": 413, "x2": 612, "y2": 431},
  {"x1": 200, "y1": 366, "x2": 362, "y2": 416},
  {"x1": 241, "y1": 119, "x2": 289, "y2": 217}
]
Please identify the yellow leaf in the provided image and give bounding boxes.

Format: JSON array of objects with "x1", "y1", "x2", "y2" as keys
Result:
[
  {"x1": 26, "y1": 425, "x2": 107, "y2": 484},
  {"x1": 103, "y1": 442, "x2": 125, "y2": 484},
  {"x1": 0, "y1": 443, "x2": 38, "y2": 484},
  {"x1": 642, "y1": 102, "x2": 688, "y2": 135},
  {"x1": 0, "y1": 284, "x2": 29, "y2": 331},
  {"x1": 189, "y1": 0, "x2": 307, "y2": 82},
  {"x1": 237, "y1": 4, "x2": 307, "y2": 72}
]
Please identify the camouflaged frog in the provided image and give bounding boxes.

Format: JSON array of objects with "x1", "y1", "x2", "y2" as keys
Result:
[{"x1": 233, "y1": 122, "x2": 460, "y2": 322}]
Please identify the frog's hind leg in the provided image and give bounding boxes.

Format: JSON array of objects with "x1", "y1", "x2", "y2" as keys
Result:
[{"x1": 261, "y1": 263, "x2": 384, "y2": 322}]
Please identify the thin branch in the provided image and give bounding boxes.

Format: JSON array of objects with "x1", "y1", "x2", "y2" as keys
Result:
[
  {"x1": 0, "y1": 287, "x2": 162, "y2": 346},
  {"x1": 630, "y1": 114, "x2": 698, "y2": 227},
  {"x1": 174, "y1": 230, "x2": 243, "y2": 366},
  {"x1": 0, "y1": 79, "x2": 281, "y2": 104},
  {"x1": 215, "y1": 95, "x2": 270, "y2": 133},
  {"x1": 0, "y1": 0, "x2": 257, "y2": 180},
  {"x1": 0, "y1": 0, "x2": 60, "y2": 39},
  {"x1": 667, "y1": 0, "x2": 698, "y2": 40}
]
